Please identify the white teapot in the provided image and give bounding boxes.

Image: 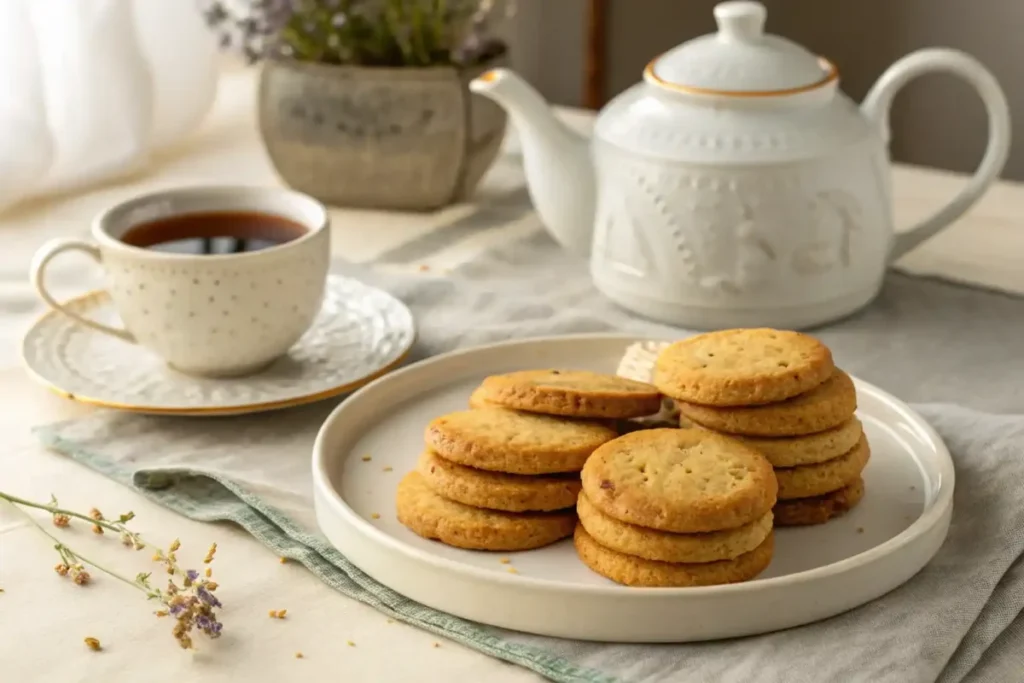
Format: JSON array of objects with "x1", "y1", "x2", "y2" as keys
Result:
[{"x1": 471, "y1": 1, "x2": 1010, "y2": 329}]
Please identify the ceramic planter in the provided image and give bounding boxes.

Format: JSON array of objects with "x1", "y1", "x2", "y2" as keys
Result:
[{"x1": 258, "y1": 55, "x2": 507, "y2": 211}]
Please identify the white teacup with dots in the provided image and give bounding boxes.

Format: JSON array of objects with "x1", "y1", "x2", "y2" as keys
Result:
[{"x1": 30, "y1": 186, "x2": 331, "y2": 378}]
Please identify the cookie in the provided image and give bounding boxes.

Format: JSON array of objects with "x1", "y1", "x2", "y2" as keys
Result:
[
  {"x1": 653, "y1": 329, "x2": 834, "y2": 407},
  {"x1": 425, "y1": 407, "x2": 616, "y2": 474},
  {"x1": 468, "y1": 386, "x2": 497, "y2": 409},
  {"x1": 577, "y1": 492, "x2": 773, "y2": 563},
  {"x1": 775, "y1": 435, "x2": 870, "y2": 500},
  {"x1": 693, "y1": 417, "x2": 863, "y2": 467},
  {"x1": 774, "y1": 477, "x2": 865, "y2": 526},
  {"x1": 418, "y1": 450, "x2": 581, "y2": 512},
  {"x1": 476, "y1": 370, "x2": 662, "y2": 419},
  {"x1": 574, "y1": 525, "x2": 774, "y2": 587},
  {"x1": 395, "y1": 471, "x2": 576, "y2": 551},
  {"x1": 581, "y1": 428, "x2": 777, "y2": 533},
  {"x1": 677, "y1": 369, "x2": 857, "y2": 437}
]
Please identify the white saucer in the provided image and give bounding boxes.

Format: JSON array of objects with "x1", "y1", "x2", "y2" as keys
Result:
[
  {"x1": 312, "y1": 334, "x2": 954, "y2": 642},
  {"x1": 23, "y1": 275, "x2": 415, "y2": 416}
]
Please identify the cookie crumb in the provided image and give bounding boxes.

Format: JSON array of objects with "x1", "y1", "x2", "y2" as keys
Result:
[
  {"x1": 499, "y1": 558, "x2": 511, "y2": 565},
  {"x1": 84, "y1": 637, "x2": 102, "y2": 652},
  {"x1": 432, "y1": 642, "x2": 441, "y2": 648},
  {"x1": 506, "y1": 567, "x2": 519, "y2": 574},
  {"x1": 295, "y1": 652, "x2": 304, "y2": 659},
  {"x1": 361, "y1": 455, "x2": 372, "y2": 462},
  {"x1": 856, "y1": 527, "x2": 865, "y2": 534},
  {"x1": 269, "y1": 609, "x2": 288, "y2": 619},
  {"x1": 346, "y1": 640, "x2": 356, "y2": 647},
  {"x1": 382, "y1": 466, "x2": 393, "y2": 472},
  {"x1": 418, "y1": 264, "x2": 430, "y2": 272},
  {"x1": 371, "y1": 513, "x2": 381, "y2": 520},
  {"x1": 205, "y1": 567, "x2": 213, "y2": 577}
]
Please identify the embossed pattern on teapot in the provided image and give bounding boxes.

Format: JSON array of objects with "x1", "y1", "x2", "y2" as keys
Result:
[{"x1": 472, "y1": 1, "x2": 1010, "y2": 329}]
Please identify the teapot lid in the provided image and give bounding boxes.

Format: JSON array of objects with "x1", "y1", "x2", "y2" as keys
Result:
[{"x1": 647, "y1": 1, "x2": 837, "y2": 95}]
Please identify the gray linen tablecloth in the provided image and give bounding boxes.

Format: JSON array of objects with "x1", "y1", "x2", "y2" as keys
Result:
[{"x1": 36, "y1": 231, "x2": 1024, "y2": 683}]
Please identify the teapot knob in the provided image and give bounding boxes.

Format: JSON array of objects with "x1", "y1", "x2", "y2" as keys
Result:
[{"x1": 714, "y1": 1, "x2": 767, "y2": 43}]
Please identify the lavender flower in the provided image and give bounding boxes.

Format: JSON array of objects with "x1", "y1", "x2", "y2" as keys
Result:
[
  {"x1": 199, "y1": 0, "x2": 298, "y2": 64},
  {"x1": 145, "y1": 541, "x2": 225, "y2": 649},
  {"x1": 1, "y1": 490, "x2": 226, "y2": 652},
  {"x1": 197, "y1": 585, "x2": 222, "y2": 609},
  {"x1": 199, "y1": 0, "x2": 514, "y2": 67}
]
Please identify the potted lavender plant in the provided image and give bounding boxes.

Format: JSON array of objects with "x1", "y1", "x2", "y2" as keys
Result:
[{"x1": 203, "y1": 0, "x2": 512, "y2": 210}]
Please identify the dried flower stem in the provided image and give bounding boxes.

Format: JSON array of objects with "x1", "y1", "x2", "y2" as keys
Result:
[
  {"x1": 1, "y1": 494, "x2": 224, "y2": 650},
  {"x1": 0, "y1": 491, "x2": 145, "y2": 549},
  {"x1": 2, "y1": 499, "x2": 157, "y2": 597}
]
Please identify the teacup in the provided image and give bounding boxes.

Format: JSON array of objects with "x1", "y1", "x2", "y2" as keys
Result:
[{"x1": 30, "y1": 186, "x2": 331, "y2": 378}]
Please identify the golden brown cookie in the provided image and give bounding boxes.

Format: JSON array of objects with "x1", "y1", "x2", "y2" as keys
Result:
[
  {"x1": 574, "y1": 525, "x2": 774, "y2": 587},
  {"x1": 773, "y1": 477, "x2": 865, "y2": 526},
  {"x1": 577, "y1": 492, "x2": 773, "y2": 563},
  {"x1": 395, "y1": 471, "x2": 576, "y2": 551},
  {"x1": 425, "y1": 407, "x2": 616, "y2": 475},
  {"x1": 417, "y1": 450, "x2": 581, "y2": 512},
  {"x1": 692, "y1": 417, "x2": 863, "y2": 467},
  {"x1": 775, "y1": 435, "x2": 870, "y2": 500},
  {"x1": 581, "y1": 428, "x2": 777, "y2": 533},
  {"x1": 677, "y1": 369, "x2": 857, "y2": 437},
  {"x1": 653, "y1": 329, "x2": 834, "y2": 407},
  {"x1": 476, "y1": 370, "x2": 662, "y2": 419},
  {"x1": 468, "y1": 386, "x2": 497, "y2": 409}
]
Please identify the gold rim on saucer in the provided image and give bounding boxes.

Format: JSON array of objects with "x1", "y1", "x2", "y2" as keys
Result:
[{"x1": 22, "y1": 284, "x2": 416, "y2": 417}]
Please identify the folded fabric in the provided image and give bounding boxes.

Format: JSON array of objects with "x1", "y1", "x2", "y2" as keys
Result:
[
  {"x1": 36, "y1": 400, "x2": 1024, "y2": 683},
  {"x1": 33, "y1": 231, "x2": 1024, "y2": 681},
  {"x1": 31, "y1": 234, "x2": 1024, "y2": 683}
]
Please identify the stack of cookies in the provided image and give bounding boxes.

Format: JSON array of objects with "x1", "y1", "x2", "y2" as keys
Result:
[
  {"x1": 653, "y1": 328, "x2": 870, "y2": 526},
  {"x1": 396, "y1": 370, "x2": 662, "y2": 552},
  {"x1": 576, "y1": 428, "x2": 777, "y2": 587}
]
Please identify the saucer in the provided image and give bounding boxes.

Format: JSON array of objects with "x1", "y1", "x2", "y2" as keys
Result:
[{"x1": 22, "y1": 275, "x2": 416, "y2": 416}]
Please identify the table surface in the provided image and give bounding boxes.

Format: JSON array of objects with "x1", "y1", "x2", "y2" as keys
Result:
[{"x1": 1, "y1": 68, "x2": 1022, "y2": 683}]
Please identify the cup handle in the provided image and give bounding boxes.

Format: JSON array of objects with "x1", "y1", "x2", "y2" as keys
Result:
[
  {"x1": 861, "y1": 48, "x2": 1012, "y2": 264},
  {"x1": 30, "y1": 238, "x2": 136, "y2": 343}
]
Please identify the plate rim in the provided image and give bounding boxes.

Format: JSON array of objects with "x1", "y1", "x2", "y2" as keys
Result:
[
  {"x1": 21, "y1": 277, "x2": 416, "y2": 417},
  {"x1": 312, "y1": 332, "x2": 955, "y2": 598}
]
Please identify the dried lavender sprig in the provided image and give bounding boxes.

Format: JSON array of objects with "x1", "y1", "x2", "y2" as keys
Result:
[
  {"x1": 0, "y1": 491, "x2": 145, "y2": 549},
  {"x1": 2, "y1": 498, "x2": 158, "y2": 596},
  {"x1": 2, "y1": 495, "x2": 224, "y2": 649}
]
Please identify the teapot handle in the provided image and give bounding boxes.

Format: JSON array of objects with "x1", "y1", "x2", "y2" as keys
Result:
[{"x1": 861, "y1": 48, "x2": 1011, "y2": 263}]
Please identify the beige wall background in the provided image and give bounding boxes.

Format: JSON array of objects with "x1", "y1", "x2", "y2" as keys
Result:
[{"x1": 504, "y1": 0, "x2": 1024, "y2": 180}]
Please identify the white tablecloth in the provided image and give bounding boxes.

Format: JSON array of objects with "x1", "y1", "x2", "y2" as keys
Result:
[{"x1": 1, "y1": 67, "x2": 1022, "y2": 683}]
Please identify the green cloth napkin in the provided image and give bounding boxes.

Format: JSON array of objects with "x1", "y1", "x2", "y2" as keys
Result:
[
  {"x1": 34, "y1": 233, "x2": 1024, "y2": 682},
  {"x1": 36, "y1": 426, "x2": 610, "y2": 682}
]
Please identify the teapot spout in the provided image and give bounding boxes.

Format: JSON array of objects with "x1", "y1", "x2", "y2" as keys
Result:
[{"x1": 471, "y1": 69, "x2": 594, "y2": 256}]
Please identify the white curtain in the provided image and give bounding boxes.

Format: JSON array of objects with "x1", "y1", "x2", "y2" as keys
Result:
[{"x1": 0, "y1": 0, "x2": 220, "y2": 211}]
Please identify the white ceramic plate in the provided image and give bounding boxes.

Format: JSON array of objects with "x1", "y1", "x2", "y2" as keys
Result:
[
  {"x1": 312, "y1": 335, "x2": 954, "y2": 642},
  {"x1": 23, "y1": 274, "x2": 415, "y2": 416}
]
